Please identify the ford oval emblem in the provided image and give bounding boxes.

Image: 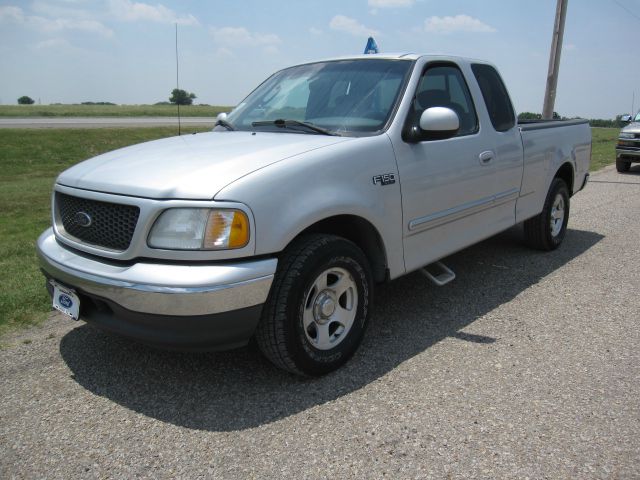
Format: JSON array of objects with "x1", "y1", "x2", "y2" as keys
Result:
[
  {"x1": 58, "y1": 294, "x2": 73, "y2": 309},
  {"x1": 74, "y1": 211, "x2": 92, "y2": 228}
]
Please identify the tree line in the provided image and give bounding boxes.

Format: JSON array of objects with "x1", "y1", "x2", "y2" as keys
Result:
[
  {"x1": 15, "y1": 88, "x2": 199, "y2": 107},
  {"x1": 518, "y1": 112, "x2": 630, "y2": 128},
  {"x1": 12, "y1": 94, "x2": 635, "y2": 127}
]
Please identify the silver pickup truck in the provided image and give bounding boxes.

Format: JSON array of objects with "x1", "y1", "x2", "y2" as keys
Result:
[
  {"x1": 37, "y1": 54, "x2": 591, "y2": 375},
  {"x1": 616, "y1": 111, "x2": 640, "y2": 172}
]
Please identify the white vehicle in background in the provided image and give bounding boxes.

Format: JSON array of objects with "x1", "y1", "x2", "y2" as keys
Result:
[
  {"x1": 37, "y1": 54, "x2": 591, "y2": 376},
  {"x1": 617, "y1": 111, "x2": 640, "y2": 172}
]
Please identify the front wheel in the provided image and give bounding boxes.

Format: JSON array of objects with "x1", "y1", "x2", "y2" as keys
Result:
[
  {"x1": 524, "y1": 178, "x2": 570, "y2": 251},
  {"x1": 255, "y1": 234, "x2": 373, "y2": 376},
  {"x1": 616, "y1": 159, "x2": 631, "y2": 173}
]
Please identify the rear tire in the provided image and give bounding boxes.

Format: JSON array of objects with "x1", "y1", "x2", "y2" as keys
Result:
[
  {"x1": 524, "y1": 178, "x2": 570, "y2": 251},
  {"x1": 616, "y1": 159, "x2": 631, "y2": 172},
  {"x1": 255, "y1": 234, "x2": 373, "y2": 376}
]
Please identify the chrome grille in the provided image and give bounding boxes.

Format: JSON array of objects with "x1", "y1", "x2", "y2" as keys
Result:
[{"x1": 56, "y1": 192, "x2": 140, "y2": 251}]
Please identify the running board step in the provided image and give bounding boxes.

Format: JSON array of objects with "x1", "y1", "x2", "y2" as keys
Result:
[{"x1": 420, "y1": 261, "x2": 456, "y2": 286}]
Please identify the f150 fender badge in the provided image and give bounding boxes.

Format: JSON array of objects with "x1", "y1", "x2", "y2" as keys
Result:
[{"x1": 372, "y1": 173, "x2": 396, "y2": 186}]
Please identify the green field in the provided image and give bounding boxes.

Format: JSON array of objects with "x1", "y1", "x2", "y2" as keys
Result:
[
  {"x1": 590, "y1": 127, "x2": 620, "y2": 171},
  {"x1": 0, "y1": 126, "x2": 210, "y2": 338},
  {"x1": 0, "y1": 127, "x2": 619, "y2": 339},
  {"x1": 0, "y1": 104, "x2": 230, "y2": 117}
]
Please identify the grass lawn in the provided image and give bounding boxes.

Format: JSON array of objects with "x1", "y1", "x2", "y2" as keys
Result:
[
  {"x1": 0, "y1": 126, "x2": 619, "y2": 338},
  {"x1": 0, "y1": 126, "x2": 210, "y2": 338},
  {"x1": 590, "y1": 127, "x2": 619, "y2": 171},
  {"x1": 0, "y1": 104, "x2": 230, "y2": 117}
]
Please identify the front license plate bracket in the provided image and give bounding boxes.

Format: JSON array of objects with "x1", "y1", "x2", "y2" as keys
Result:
[{"x1": 50, "y1": 280, "x2": 80, "y2": 321}]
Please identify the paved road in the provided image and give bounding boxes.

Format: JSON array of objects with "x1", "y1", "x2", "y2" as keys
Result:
[
  {"x1": 0, "y1": 117, "x2": 214, "y2": 129},
  {"x1": 1, "y1": 165, "x2": 639, "y2": 479}
]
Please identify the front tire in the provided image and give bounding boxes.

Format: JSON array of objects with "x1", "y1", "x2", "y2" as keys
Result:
[
  {"x1": 616, "y1": 159, "x2": 631, "y2": 173},
  {"x1": 524, "y1": 178, "x2": 570, "y2": 251},
  {"x1": 256, "y1": 234, "x2": 373, "y2": 376}
]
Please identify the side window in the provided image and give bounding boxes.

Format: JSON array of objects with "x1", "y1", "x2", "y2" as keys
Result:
[
  {"x1": 410, "y1": 64, "x2": 478, "y2": 137},
  {"x1": 471, "y1": 64, "x2": 515, "y2": 132}
]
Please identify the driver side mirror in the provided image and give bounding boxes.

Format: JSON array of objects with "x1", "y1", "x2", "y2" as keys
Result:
[
  {"x1": 620, "y1": 114, "x2": 632, "y2": 123},
  {"x1": 213, "y1": 112, "x2": 229, "y2": 131},
  {"x1": 419, "y1": 107, "x2": 460, "y2": 135},
  {"x1": 404, "y1": 107, "x2": 460, "y2": 143}
]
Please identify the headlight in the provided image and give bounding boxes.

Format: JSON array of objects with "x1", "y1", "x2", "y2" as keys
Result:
[
  {"x1": 148, "y1": 208, "x2": 250, "y2": 250},
  {"x1": 619, "y1": 132, "x2": 635, "y2": 139}
]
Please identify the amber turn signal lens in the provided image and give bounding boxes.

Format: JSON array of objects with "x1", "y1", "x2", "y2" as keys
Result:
[{"x1": 204, "y1": 210, "x2": 249, "y2": 249}]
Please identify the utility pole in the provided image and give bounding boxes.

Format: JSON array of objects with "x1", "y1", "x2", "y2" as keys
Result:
[
  {"x1": 175, "y1": 23, "x2": 181, "y2": 136},
  {"x1": 542, "y1": 0, "x2": 568, "y2": 119}
]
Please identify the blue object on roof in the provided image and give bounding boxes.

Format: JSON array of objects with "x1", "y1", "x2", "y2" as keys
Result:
[{"x1": 363, "y1": 37, "x2": 379, "y2": 54}]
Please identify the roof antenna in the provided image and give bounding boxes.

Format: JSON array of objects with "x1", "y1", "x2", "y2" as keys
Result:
[{"x1": 175, "y1": 23, "x2": 181, "y2": 136}]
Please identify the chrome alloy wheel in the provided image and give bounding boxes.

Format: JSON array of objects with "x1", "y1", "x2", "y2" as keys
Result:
[
  {"x1": 303, "y1": 267, "x2": 358, "y2": 350},
  {"x1": 549, "y1": 193, "x2": 565, "y2": 237}
]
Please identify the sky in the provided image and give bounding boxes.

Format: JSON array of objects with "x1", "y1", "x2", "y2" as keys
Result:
[{"x1": 0, "y1": 0, "x2": 639, "y2": 119}]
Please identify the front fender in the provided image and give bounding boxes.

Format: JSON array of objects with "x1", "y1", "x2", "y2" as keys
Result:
[{"x1": 215, "y1": 134, "x2": 406, "y2": 278}]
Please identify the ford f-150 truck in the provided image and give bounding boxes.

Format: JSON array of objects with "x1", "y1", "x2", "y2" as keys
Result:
[
  {"x1": 37, "y1": 54, "x2": 591, "y2": 376},
  {"x1": 616, "y1": 111, "x2": 640, "y2": 172}
]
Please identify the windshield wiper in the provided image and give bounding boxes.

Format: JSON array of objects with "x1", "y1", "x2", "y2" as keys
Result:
[
  {"x1": 251, "y1": 119, "x2": 338, "y2": 136},
  {"x1": 215, "y1": 118, "x2": 235, "y2": 131}
]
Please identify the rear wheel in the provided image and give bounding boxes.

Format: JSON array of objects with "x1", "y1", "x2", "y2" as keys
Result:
[
  {"x1": 256, "y1": 234, "x2": 373, "y2": 376},
  {"x1": 524, "y1": 178, "x2": 570, "y2": 251},
  {"x1": 616, "y1": 159, "x2": 631, "y2": 172}
]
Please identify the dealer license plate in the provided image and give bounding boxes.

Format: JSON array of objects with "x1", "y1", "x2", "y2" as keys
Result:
[{"x1": 51, "y1": 280, "x2": 80, "y2": 320}]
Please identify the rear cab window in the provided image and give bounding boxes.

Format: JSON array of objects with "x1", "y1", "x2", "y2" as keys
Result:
[{"x1": 471, "y1": 64, "x2": 516, "y2": 132}]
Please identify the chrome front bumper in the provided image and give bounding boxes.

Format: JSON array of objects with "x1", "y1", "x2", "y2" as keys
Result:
[
  {"x1": 616, "y1": 148, "x2": 640, "y2": 159},
  {"x1": 37, "y1": 228, "x2": 277, "y2": 317}
]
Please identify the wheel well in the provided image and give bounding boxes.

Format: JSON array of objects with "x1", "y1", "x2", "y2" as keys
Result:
[
  {"x1": 293, "y1": 215, "x2": 388, "y2": 283},
  {"x1": 555, "y1": 162, "x2": 574, "y2": 195}
]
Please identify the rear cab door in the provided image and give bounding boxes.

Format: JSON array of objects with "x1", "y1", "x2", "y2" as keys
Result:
[{"x1": 387, "y1": 57, "x2": 523, "y2": 273}]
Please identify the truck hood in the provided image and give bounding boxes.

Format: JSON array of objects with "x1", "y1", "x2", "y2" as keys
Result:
[
  {"x1": 621, "y1": 122, "x2": 640, "y2": 135},
  {"x1": 56, "y1": 131, "x2": 351, "y2": 199}
]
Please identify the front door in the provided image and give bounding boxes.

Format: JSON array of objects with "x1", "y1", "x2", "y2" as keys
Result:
[{"x1": 392, "y1": 62, "x2": 519, "y2": 272}]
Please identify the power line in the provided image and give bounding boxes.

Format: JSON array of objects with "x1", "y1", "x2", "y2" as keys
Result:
[{"x1": 614, "y1": 0, "x2": 640, "y2": 23}]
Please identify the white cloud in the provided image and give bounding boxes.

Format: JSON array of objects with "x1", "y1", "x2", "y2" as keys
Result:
[
  {"x1": 424, "y1": 14, "x2": 496, "y2": 34},
  {"x1": 109, "y1": 0, "x2": 199, "y2": 26},
  {"x1": 309, "y1": 27, "x2": 323, "y2": 35},
  {"x1": 30, "y1": 1, "x2": 93, "y2": 20},
  {"x1": 210, "y1": 26, "x2": 281, "y2": 47},
  {"x1": 565, "y1": 43, "x2": 576, "y2": 51},
  {"x1": 33, "y1": 37, "x2": 71, "y2": 49},
  {"x1": 213, "y1": 47, "x2": 233, "y2": 58},
  {"x1": 263, "y1": 45, "x2": 279, "y2": 55},
  {"x1": 368, "y1": 0, "x2": 414, "y2": 7},
  {"x1": 0, "y1": 5, "x2": 113, "y2": 36},
  {"x1": 329, "y1": 15, "x2": 379, "y2": 37},
  {"x1": 46, "y1": 18, "x2": 114, "y2": 36},
  {"x1": 0, "y1": 5, "x2": 25, "y2": 22}
]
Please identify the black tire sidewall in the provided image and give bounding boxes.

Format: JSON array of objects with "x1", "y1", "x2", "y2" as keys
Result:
[
  {"x1": 616, "y1": 159, "x2": 631, "y2": 172},
  {"x1": 545, "y1": 179, "x2": 570, "y2": 248},
  {"x1": 284, "y1": 240, "x2": 372, "y2": 375}
]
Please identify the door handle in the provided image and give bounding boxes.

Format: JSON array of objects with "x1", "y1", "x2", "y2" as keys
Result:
[{"x1": 478, "y1": 150, "x2": 495, "y2": 165}]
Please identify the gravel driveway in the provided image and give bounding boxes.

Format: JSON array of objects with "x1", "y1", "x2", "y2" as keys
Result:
[{"x1": 1, "y1": 165, "x2": 639, "y2": 479}]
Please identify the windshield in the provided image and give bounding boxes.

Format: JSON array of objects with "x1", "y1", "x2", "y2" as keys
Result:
[
  {"x1": 635, "y1": 112, "x2": 640, "y2": 122},
  {"x1": 225, "y1": 59, "x2": 412, "y2": 136}
]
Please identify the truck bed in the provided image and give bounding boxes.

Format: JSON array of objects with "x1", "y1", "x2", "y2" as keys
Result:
[{"x1": 518, "y1": 118, "x2": 590, "y2": 131}]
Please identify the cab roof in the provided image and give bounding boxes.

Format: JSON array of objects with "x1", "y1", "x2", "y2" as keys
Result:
[{"x1": 295, "y1": 53, "x2": 491, "y2": 66}]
